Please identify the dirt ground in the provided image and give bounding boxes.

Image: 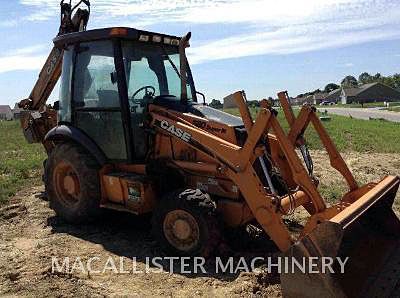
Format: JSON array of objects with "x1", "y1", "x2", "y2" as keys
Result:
[{"x1": 0, "y1": 151, "x2": 399, "y2": 297}]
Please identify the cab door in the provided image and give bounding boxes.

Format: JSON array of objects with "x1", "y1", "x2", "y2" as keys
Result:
[
  {"x1": 123, "y1": 50, "x2": 162, "y2": 162},
  {"x1": 72, "y1": 40, "x2": 128, "y2": 161}
]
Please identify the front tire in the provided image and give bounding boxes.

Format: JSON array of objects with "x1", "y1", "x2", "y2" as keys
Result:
[
  {"x1": 152, "y1": 189, "x2": 221, "y2": 257},
  {"x1": 45, "y1": 143, "x2": 101, "y2": 223}
]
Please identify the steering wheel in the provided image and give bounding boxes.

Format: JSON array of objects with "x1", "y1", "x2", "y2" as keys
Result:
[{"x1": 131, "y1": 85, "x2": 156, "y2": 101}]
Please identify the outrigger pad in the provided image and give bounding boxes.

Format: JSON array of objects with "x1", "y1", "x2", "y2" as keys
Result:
[{"x1": 281, "y1": 176, "x2": 400, "y2": 298}]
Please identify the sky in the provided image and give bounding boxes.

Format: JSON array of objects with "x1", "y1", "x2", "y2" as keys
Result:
[{"x1": 0, "y1": 0, "x2": 400, "y2": 107}]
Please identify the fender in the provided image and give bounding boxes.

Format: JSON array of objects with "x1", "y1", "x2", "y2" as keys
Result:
[{"x1": 44, "y1": 124, "x2": 107, "y2": 165}]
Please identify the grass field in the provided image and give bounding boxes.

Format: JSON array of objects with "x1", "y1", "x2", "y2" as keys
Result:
[
  {"x1": 335, "y1": 101, "x2": 400, "y2": 108},
  {"x1": 1, "y1": 110, "x2": 400, "y2": 206},
  {"x1": 225, "y1": 107, "x2": 400, "y2": 152},
  {"x1": 387, "y1": 106, "x2": 400, "y2": 112},
  {"x1": 0, "y1": 121, "x2": 46, "y2": 205}
]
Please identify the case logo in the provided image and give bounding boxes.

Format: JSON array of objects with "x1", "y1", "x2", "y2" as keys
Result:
[{"x1": 160, "y1": 120, "x2": 191, "y2": 143}]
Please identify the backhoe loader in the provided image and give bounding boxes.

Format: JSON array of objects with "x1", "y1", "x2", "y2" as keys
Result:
[{"x1": 18, "y1": 1, "x2": 400, "y2": 297}]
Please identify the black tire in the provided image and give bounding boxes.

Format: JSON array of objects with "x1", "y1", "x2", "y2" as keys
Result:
[
  {"x1": 45, "y1": 143, "x2": 101, "y2": 223},
  {"x1": 152, "y1": 189, "x2": 221, "y2": 257}
]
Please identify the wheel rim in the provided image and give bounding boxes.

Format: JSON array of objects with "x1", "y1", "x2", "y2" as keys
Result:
[
  {"x1": 53, "y1": 160, "x2": 81, "y2": 207},
  {"x1": 163, "y1": 210, "x2": 200, "y2": 252}
]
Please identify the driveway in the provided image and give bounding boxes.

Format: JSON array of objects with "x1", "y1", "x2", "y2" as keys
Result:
[{"x1": 317, "y1": 107, "x2": 400, "y2": 122}]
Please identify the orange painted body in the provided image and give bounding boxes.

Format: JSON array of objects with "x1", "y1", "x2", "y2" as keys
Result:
[{"x1": 98, "y1": 90, "x2": 399, "y2": 255}]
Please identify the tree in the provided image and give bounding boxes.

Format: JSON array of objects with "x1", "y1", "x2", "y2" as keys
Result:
[
  {"x1": 341, "y1": 75, "x2": 358, "y2": 87},
  {"x1": 393, "y1": 73, "x2": 400, "y2": 89},
  {"x1": 373, "y1": 73, "x2": 382, "y2": 82},
  {"x1": 324, "y1": 83, "x2": 340, "y2": 93},
  {"x1": 382, "y1": 76, "x2": 395, "y2": 88},
  {"x1": 209, "y1": 99, "x2": 223, "y2": 109},
  {"x1": 247, "y1": 100, "x2": 260, "y2": 108},
  {"x1": 310, "y1": 88, "x2": 322, "y2": 95},
  {"x1": 358, "y1": 72, "x2": 372, "y2": 85}
]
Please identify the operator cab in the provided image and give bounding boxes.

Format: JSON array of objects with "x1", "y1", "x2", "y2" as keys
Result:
[{"x1": 54, "y1": 27, "x2": 198, "y2": 162}]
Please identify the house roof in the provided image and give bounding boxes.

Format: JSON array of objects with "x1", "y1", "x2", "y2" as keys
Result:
[
  {"x1": 0, "y1": 105, "x2": 12, "y2": 113},
  {"x1": 342, "y1": 82, "x2": 400, "y2": 101},
  {"x1": 323, "y1": 88, "x2": 342, "y2": 101},
  {"x1": 294, "y1": 95, "x2": 311, "y2": 104},
  {"x1": 343, "y1": 82, "x2": 380, "y2": 97},
  {"x1": 342, "y1": 87, "x2": 361, "y2": 97},
  {"x1": 313, "y1": 92, "x2": 328, "y2": 100},
  {"x1": 328, "y1": 88, "x2": 341, "y2": 96},
  {"x1": 357, "y1": 82, "x2": 400, "y2": 100},
  {"x1": 359, "y1": 82, "x2": 378, "y2": 89}
]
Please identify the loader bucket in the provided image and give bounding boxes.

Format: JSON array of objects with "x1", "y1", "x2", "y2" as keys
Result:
[{"x1": 281, "y1": 176, "x2": 400, "y2": 298}]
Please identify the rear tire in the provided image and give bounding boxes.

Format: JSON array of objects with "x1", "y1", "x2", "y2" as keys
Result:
[
  {"x1": 45, "y1": 143, "x2": 101, "y2": 223},
  {"x1": 152, "y1": 189, "x2": 221, "y2": 257}
]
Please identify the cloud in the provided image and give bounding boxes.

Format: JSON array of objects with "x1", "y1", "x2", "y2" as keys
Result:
[
  {"x1": 0, "y1": 55, "x2": 47, "y2": 73},
  {"x1": 8, "y1": 44, "x2": 47, "y2": 56},
  {"x1": 0, "y1": 44, "x2": 48, "y2": 73},
  {"x1": 187, "y1": 26, "x2": 400, "y2": 64},
  {"x1": 0, "y1": 20, "x2": 18, "y2": 28},
  {"x1": 16, "y1": 0, "x2": 400, "y2": 64}
]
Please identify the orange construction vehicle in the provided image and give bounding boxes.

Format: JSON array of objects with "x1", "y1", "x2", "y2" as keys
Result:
[{"x1": 18, "y1": 1, "x2": 400, "y2": 297}]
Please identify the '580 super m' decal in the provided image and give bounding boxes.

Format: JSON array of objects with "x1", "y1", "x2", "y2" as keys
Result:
[{"x1": 159, "y1": 120, "x2": 192, "y2": 143}]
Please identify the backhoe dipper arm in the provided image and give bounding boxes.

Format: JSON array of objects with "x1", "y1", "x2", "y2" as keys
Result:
[{"x1": 19, "y1": 2, "x2": 90, "y2": 111}]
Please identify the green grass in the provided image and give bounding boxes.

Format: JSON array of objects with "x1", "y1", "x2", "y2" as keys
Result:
[
  {"x1": 224, "y1": 107, "x2": 400, "y2": 153},
  {"x1": 387, "y1": 106, "x2": 400, "y2": 112},
  {"x1": 0, "y1": 120, "x2": 46, "y2": 206},
  {"x1": 335, "y1": 101, "x2": 400, "y2": 108},
  {"x1": 318, "y1": 183, "x2": 347, "y2": 204}
]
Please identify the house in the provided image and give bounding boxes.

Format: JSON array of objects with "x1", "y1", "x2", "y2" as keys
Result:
[
  {"x1": 223, "y1": 96, "x2": 236, "y2": 109},
  {"x1": 341, "y1": 87, "x2": 363, "y2": 104},
  {"x1": 324, "y1": 88, "x2": 341, "y2": 103},
  {"x1": 288, "y1": 97, "x2": 299, "y2": 106},
  {"x1": 312, "y1": 92, "x2": 328, "y2": 105},
  {"x1": 341, "y1": 82, "x2": 400, "y2": 104},
  {"x1": 0, "y1": 105, "x2": 13, "y2": 120},
  {"x1": 13, "y1": 103, "x2": 22, "y2": 119},
  {"x1": 297, "y1": 94, "x2": 313, "y2": 105}
]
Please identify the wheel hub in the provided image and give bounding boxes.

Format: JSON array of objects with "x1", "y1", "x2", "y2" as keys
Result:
[
  {"x1": 53, "y1": 161, "x2": 81, "y2": 206},
  {"x1": 163, "y1": 210, "x2": 200, "y2": 252},
  {"x1": 63, "y1": 174, "x2": 78, "y2": 195},
  {"x1": 173, "y1": 219, "x2": 192, "y2": 240}
]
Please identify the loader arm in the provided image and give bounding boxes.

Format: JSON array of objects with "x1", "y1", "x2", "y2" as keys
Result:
[
  {"x1": 274, "y1": 93, "x2": 400, "y2": 297},
  {"x1": 148, "y1": 93, "x2": 328, "y2": 251},
  {"x1": 149, "y1": 92, "x2": 400, "y2": 297}
]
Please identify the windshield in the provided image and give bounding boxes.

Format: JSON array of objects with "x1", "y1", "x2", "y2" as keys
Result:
[{"x1": 121, "y1": 41, "x2": 195, "y2": 102}]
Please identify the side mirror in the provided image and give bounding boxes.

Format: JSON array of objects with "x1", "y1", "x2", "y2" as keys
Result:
[
  {"x1": 196, "y1": 91, "x2": 206, "y2": 105},
  {"x1": 53, "y1": 101, "x2": 60, "y2": 111}
]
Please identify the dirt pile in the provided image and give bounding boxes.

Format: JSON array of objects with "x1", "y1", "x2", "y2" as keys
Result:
[{"x1": 0, "y1": 151, "x2": 399, "y2": 297}]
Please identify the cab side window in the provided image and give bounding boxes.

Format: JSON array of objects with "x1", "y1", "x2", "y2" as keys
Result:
[
  {"x1": 73, "y1": 41, "x2": 127, "y2": 160},
  {"x1": 74, "y1": 41, "x2": 120, "y2": 108}
]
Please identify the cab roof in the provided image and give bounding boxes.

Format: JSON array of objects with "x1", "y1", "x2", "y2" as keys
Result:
[{"x1": 53, "y1": 27, "x2": 182, "y2": 48}]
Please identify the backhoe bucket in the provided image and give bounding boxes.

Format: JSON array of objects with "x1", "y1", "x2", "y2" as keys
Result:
[{"x1": 281, "y1": 176, "x2": 400, "y2": 298}]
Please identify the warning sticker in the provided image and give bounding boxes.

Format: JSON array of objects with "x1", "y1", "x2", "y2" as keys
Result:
[{"x1": 128, "y1": 186, "x2": 141, "y2": 202}]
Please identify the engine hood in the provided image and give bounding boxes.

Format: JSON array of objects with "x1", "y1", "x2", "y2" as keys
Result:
[{"x1": 191, "y1": 105, "x2": 244, "y2": 127}]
